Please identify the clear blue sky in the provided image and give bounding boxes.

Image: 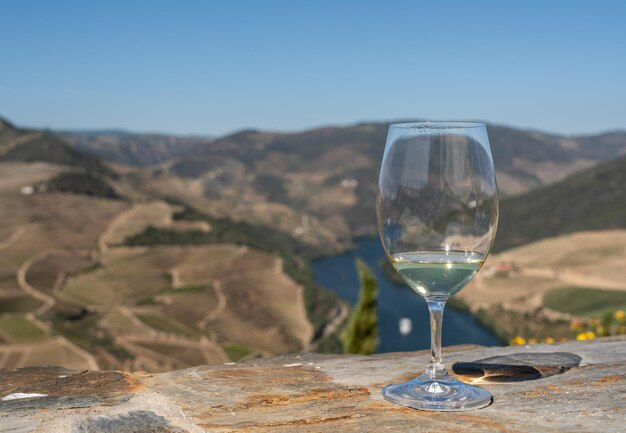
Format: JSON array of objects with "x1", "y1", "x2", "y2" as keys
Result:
[{"x1": 1, "y1": 1, "x2": 625, "y2": 136}]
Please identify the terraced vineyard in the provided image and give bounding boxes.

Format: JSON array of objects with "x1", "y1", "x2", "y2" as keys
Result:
[{"x1": 0, "y1": 185, "x2": 324, "y2": 371}]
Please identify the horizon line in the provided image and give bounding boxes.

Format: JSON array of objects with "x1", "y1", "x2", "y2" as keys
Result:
[{"x1": 3, "y1": 114, "x2": 625, "y2": 139}]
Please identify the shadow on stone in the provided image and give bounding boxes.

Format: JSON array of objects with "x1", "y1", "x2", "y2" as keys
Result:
[{"x1": 452, "y1": 352, "x2": 582, "y2": 382}]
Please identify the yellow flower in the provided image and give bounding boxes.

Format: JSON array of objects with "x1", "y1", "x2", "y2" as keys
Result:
[
  {"x1": 577, "y1": 331, "x2": 596, "y2": 341},
  {"x1": 614, "y1": 310, "x2": 625, "y2": 321},
  {"x1": 544, "y1": 337, "x2": 555, "y2": 344},
  {"x1": 510, "y1": 336, "x2": 526, "y2": 345},
  {"x1": 527, "y1": 338, "x2": 537, "y2": 345}
]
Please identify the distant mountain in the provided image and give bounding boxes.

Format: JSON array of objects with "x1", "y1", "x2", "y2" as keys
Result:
[
  {"x1": 3, "y1": 114, "x2": 626, "y2": 246},
  {"x1": 60, "y1": 130, "x2": 212, "y2": 166},
  {"x1": 494, "y1": 154, "x2": 626, "y2": 252},
  {"x1": 486, "y1": 125, "x2": 626, "y2": 194},
  {"x1": 161, "y1": 122, "x2": 626, "y2": 238}
]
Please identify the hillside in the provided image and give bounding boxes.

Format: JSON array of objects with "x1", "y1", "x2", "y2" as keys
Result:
[
  {"x1": 61, "y1": 130, "x2": 210, "y2": 166},
  {"x1": 0, "y1": 127, "x2": 115, "y2": 178},
  {"x1": 5, "y1": 114, "x2": 626, "y2": 251},
  {"x1": 0, "y1": 117, "x2": 345, "y2": 372},
  {"x1": 494, "y1": 154, "x2": 626, "y2": 252},
  {"x1": 12, "y1": 118, "x2": 623, "y2": 249},
  {"x1": 124, "y1": 122, "x2": 626, "y2": 241}
]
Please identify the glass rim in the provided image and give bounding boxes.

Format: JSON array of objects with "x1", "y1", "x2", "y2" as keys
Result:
[{"x1": 389, "y1": 121, "x2": 484, "y2": 130}]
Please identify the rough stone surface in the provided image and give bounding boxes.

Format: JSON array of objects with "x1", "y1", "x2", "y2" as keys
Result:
[
  {"x1": 1, "y1": 417, "x2": 37, "y2": 433},
  {"x1": 71, "y1": 411, "x2": 188, "y2": 433},
  {"x1": 0, "y1": 367, "x2": 145, "y2": 413},
  {"x1": 0, "y1": 338, "x2": 624, "y2": 433}
]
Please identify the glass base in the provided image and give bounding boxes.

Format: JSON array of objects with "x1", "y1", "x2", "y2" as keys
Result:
[{"x1": 382, "y1": 373, "x2": 492, "y2": 412}]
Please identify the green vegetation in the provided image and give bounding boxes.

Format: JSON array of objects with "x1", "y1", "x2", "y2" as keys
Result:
[
  {"x1": 45, "y1": 171, "x2": 120, "y2": 199},
  {"x1": 314, "y1": 332, "x2": 344, "y2": 353},
  {"x1": 136, "y1": 296, "x2": 159, "y2": 306},
  {"x1": 125, "y1": 204, "x2": 344, "y2": 344},
  {"x1": 136, "y1": 312, "x2": 202, "y2": 338},
  {"x1": 473, "y1": 306, "x2": 571, "y2": 343},
  {"x1": 570, "y1": 309, "x2": 626, "y2": 340},
  {"x1": 0, "y1": 132, "x2": 116, "y2": 177},
  {"x1": 128, "y1": 209, "x2": 322, "y2": 259},
  {"x1": 543, "y1": 287, "x2": 626, "y2": 318},
  {"x1": 341, "y1": 259, "x2": 378, "y2": 355},
  {"x1": 494, "y1": 154, "x2": 626, "y2": 252},
  {"x1": 0, "y1": 297, "x2": 45, "y2": 313},
  {"x1": 447, "y1": 296, "x2": 471, "y2": 313},
  {"x1": 0, "y1": 314, "x2": 47, "y2": 343},
  {"x1": 124, "y1": 226, "x2": 207, "y2": 246},
  {"x1": 285, "y1": 260, "x2": 344, "y2": 347},
  {"x1": 223, "y1": 342, "x2": 253, "y2": 361},
  {"x1": 52, "y1": 314, "x2": 133, "y2": 360},
  {"x1": 172, "y1": 284, "x2": 209, "y2": 293},
  {"x1": 0, "y1": 273, "x2": 16, "y2": 284}
]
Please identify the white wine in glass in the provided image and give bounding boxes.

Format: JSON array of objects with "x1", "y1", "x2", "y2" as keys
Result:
[{"x1": 377, "y1": 121, "x2": 498, "y2": 411}]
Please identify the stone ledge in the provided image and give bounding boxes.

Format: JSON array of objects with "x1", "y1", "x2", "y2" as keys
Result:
[{"x1": 1, "y1": 337, "x2": 624, "y2": 432}]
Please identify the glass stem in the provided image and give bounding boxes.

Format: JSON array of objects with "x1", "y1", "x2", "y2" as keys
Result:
[{"x1": 425, "y1": 298, "x2": 448, "y2": 380}]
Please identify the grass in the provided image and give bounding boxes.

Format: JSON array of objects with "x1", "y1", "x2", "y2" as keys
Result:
[
  {"x1": 136, "y1": 312, "x2": 202, "y2": 338},
  {"x1": 543, "y1": 287, "x2": 626, "y2": 318},
  {"x1": 0, "y1": 314, "x2": 47, "y2": 343},
  {"x1": 222, "y1": 342, "x2": 253, "y2": 361}
]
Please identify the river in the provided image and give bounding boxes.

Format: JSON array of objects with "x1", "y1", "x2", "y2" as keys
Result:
[{"x1": 312, "y1": 237, "x2": 502, "y2": 353}]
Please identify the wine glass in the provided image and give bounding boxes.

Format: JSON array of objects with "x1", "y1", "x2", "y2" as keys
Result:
[{"x1": 377, "y1": 121, "x2": 498, "y2": 411}]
